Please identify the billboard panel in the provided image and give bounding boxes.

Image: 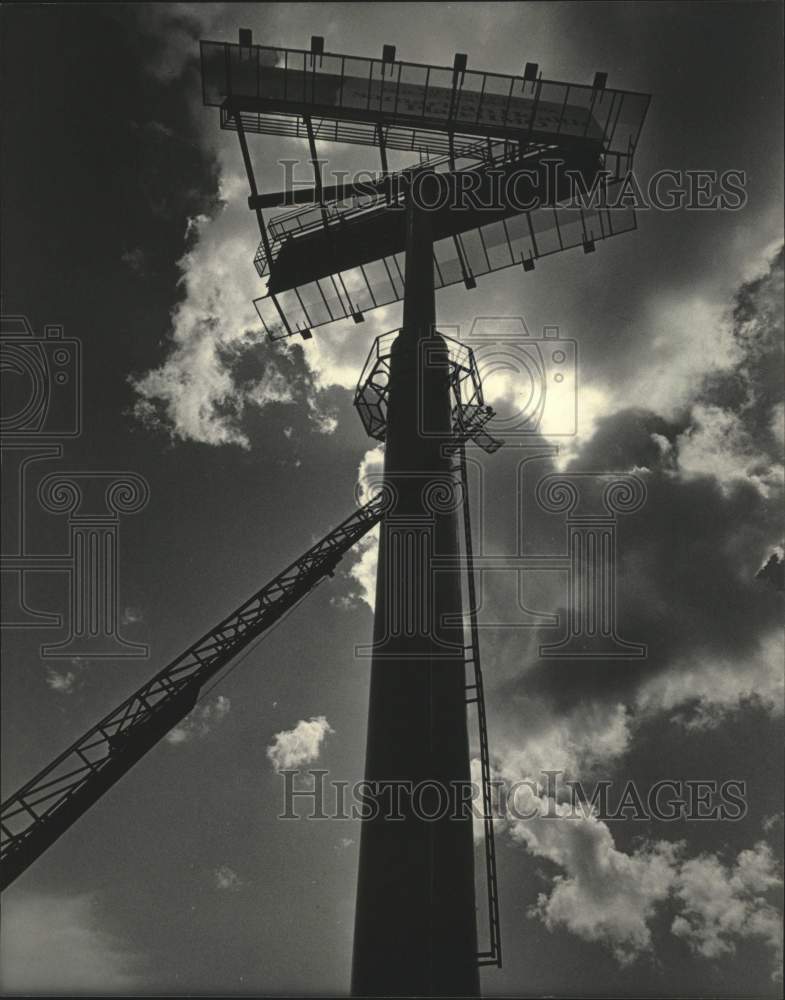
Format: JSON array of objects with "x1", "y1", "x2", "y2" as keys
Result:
[
  {"x1": 201, "y1": 41, "x2": 650, "y2": 159},
  {"x1": 253, "y1": 202, "x2": 638, "y2": 340}
]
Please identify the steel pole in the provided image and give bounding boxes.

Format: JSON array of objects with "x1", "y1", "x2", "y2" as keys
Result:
[{"x1": 352, "y1": 176, "x2": 480, "y2": 997}]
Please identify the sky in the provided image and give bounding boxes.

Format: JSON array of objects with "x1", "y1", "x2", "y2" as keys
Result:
[{"x1": 1, "y1": 2, "x2": 783, "y2": 996}]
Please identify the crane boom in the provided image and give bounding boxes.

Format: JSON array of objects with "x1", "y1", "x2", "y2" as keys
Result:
[{"x1": 1, "y1": 495, "x2": 385, "y2": 891}]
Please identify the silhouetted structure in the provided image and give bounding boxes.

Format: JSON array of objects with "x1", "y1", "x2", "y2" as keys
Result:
[{"x1": 2, "y1": 30, "x2": 651, "y2": 1000}]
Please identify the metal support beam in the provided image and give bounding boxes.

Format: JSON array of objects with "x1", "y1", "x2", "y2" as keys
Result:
[
  {"x1": 232, "y1": 109, "x2": 294, "y2": 339},
  {"x1": 234, "y1": 110, "x2": 273, "y2": 260},
  {"x1": 303, "y1": 115, "x2": 330, "y2": 228},
  {"x1": 1, "y1": 497, "x2": 385, "y2": 890},
  {"x1": 376, "y1": 124, "x2": 389, "y2": 175}
]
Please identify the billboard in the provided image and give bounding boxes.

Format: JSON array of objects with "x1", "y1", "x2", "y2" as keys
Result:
[
  {"x1": 201, "y1": 41, "x2": 649, "y2": 156},
  {"x1": 253, "y1": 199, "x2": 638, "y2": 340}
]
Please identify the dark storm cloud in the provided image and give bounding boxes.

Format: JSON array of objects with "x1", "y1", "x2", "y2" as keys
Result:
[
  {"x1": 118, "y1": 4, "x2": 209, "y2": 84},
  {"x1": 500, "y1": 247, "x2": 784, "y2": 720},
  {"x1": 700, "y1": 246, "x2": 785, "y2": 454},
  {"x1": 128, "y1": 119, "x2": 219, "y2": 222}
]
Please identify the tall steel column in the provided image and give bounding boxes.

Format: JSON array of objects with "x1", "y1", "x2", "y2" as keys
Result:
[{"x1": 352, "y1": 178, "x2": 480, "y2": 997}]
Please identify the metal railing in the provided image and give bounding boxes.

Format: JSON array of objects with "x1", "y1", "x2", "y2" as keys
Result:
[{"x1": 201, "y1": 39, "x2": 650, "y2": 162}]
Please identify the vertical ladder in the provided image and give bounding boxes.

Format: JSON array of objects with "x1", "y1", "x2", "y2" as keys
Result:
[{"x1": 458, "y1": 443, "x2": 502, "y2": 968}]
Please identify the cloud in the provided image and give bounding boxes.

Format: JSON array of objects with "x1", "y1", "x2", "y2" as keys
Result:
[
  {"x1": 528, "y1": 820, "x2": 677, "y2": 963},
  {"x1": 623, "y1": 293, "x2": 741, "y2": 420},
  {"x1": 340, "y1": 446, "x2": 385, "y2": 610},
  {"x1": 497, "y1": 757, "x2": 784, "y2": 977},
  {"x1": 636, "y1": 631, "x2": 784, "y2": 729},
  {"x1": 0, "y1": 893, "x2": 140, "y2": 993},
  {"x1": 561, "y1": 245, "x2": 784, "y2": 483},
  {"x1": 495, "y1": 749, "x2": 678, "y2": 964},
  {"x1": 45, "y1": 667, "x2": 79, "y2": 694},
  {"x1": 45, "y1": 658, "x2": 87, "y2": 695},
  {"x1": 266, "y1": 716, "x2": 334, "y2": 772},
  {"x1": 128, "y1": 208, "x2": 283, "y2": 448},
  {"x1": 672, "y1": 842, "x2": 783, "y2": 980},
  {"x1": 757, "y1": 548, "x2": 785, "y2": 591},
  {"x1": 346, "y1": 527, "x2": 380, "y2": 611},
  {"x1": 213, "y1": 865, "x2": 243, "y2": 892},
  {"x1": 675, "y1": 402, "x2": 783, "y2": 497},
  {"x1": 129, "y1": 200, "x2": 343, "y2": 447},
  {"x1": 506, "y1": 247, "x2": 784, "y2": 734},
  {"x1": 496, "y1": 701, "x2": 632, "y2": 785},
  {"x1": 670, "y1": 248, "x2": 785, "y2": 497},
  {"x1": 487, "y1": 245, "x2": 784, "y2": 978},
  {"x1": 771, "y1": 402, "x2": 785, "y2": 446},
  {"x1": 165, "y1": 694, "x2": 231, "y2": 745}
]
